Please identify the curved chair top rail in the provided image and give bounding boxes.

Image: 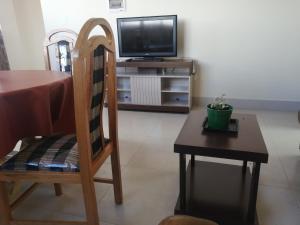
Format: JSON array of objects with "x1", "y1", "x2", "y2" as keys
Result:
[
  {"x1": 73, "y1": 18, "x2": 115, "y2": 58},
  {"x1": 44, "y1": 28, "x2": 78, "y2": 47}
]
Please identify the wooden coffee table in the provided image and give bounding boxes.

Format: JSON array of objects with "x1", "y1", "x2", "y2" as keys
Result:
[{"x1": 174, "y1": 110, "x2": 268, "y2": 225}]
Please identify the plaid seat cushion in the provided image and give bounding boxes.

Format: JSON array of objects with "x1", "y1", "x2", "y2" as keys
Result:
[{"x1": 0, "y1": 134, "x2": 109, "y2": 172}]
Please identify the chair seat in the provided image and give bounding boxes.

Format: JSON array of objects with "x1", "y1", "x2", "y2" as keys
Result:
[{"x1": 0, "y1": 134, "x2": 109, "y2": 172}]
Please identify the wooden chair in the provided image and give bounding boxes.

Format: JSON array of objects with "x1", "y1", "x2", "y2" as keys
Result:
[
  {"x1": 44, "y1": 28, "x2": 78, "y2": 74},
  {"x1": 158, "y1": 215, "x2": 218, "y2": 225},
  {"x1": 0, "y1": 18, "x2": 123, "y2": 225}
]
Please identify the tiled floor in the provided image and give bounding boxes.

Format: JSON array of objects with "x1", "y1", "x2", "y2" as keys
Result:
[{"x1": 13, "y1": 108, "x2": 300, "y2": 225}]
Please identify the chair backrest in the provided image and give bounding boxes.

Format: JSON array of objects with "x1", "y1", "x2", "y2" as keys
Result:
[
  {"x1": 44, "y1": 29, "x2": 78, "y2": 74},
  {"x1": 72, "y1": 18, "x2": 118, "y2": 171}
]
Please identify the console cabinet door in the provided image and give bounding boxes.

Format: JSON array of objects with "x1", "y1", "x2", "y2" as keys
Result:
[{"x1": 131, "y1": 76, "x2": 161, "y2": 105}]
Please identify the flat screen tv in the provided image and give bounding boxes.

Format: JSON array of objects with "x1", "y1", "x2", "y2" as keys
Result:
[{"x1": 117, "y1": 15, "x2": 177, "y2": 58}]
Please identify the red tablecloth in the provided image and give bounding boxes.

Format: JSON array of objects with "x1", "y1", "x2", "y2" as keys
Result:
[{"x1": 0, "y1": 70, "x2": 75, "y2": 158}]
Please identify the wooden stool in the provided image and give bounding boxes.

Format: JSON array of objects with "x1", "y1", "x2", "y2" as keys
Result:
[{"x1": 159, "y1": 215, "x2": 218, "y2": 225}]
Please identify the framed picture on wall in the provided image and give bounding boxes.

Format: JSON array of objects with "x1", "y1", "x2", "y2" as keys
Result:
[{"x1": 108, "y1": 0, "x2": 126, "y2": 12}]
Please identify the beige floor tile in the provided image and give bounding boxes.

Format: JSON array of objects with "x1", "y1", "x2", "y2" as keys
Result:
[
  {"x1": 128, "y1": 147, "x2": 179, "y2": 172},
  {"x1": 13, "y1": 208, "x2": 85, "y2": 221},
  {"x1": 101, "y1": 222, "x2": 118, "y2": 225},
  {"x1": 104, "y1": 137, "x2": 143, "y2": 166},
  {"x1": 257, "y1": 185, "x2": 300, "y2": 225},
  {"x1": 13, "y1": 182, "x2": 111, "y2": 219},
  {"x1": 136, "y1": 135, "x2": 176, "y2": 153},
  {"x1": 280, "y1": 155, "x2": 300, "y2": 190},
  {"x1": 15, "y1": 203, "x2": 116, "y2": 225},
  {"x1": 99, "y1": 166, "x2": 179, "y2": 225},
  {"x1": 260, "y1": 155, "x2": 290, "y2": 189}
]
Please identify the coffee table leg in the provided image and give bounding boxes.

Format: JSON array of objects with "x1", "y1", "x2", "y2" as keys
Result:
[
  {"x1": 179, "y1": 153, "x2": 186, "y2": 210},
  {"x1": 247, "y1": 162, "x2": 261, "y2": 223}
]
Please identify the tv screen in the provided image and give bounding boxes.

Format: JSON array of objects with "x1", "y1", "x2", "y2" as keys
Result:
[{"x1": 117, "y1": 15, "x2": 177, "y2": 58}]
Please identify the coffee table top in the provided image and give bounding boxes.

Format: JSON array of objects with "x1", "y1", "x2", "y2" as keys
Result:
[{"x1": 174, "y1": 110, "x2": 268, "y2": 163}]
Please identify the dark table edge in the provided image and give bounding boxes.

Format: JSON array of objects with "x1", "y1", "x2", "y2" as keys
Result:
[{"x1": 174, "y1": 144, "x2": 269, "y2": 163}]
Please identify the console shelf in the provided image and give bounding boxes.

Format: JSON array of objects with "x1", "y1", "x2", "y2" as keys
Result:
[
  {"x1": 115, "y1": 59, "x2": 193, "y2": 113},
  {"x1": 117, "y1": 59, "x2": 193, "y2": 70}
]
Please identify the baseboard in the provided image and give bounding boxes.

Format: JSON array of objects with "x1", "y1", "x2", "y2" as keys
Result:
[{"x1": 193, "y1": 97, "x2": 300, "y2": 112}]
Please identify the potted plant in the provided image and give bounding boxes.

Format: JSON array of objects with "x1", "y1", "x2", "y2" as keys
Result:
[{"x1": 207, "y1": 94, "x2": 233, "y2": 129}]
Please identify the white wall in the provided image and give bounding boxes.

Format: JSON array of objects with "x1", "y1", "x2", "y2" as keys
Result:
[
  {"x1": 13, "y1": 0, "x2": 45, "y2": 69},
  {"x1": 0, "y1": 0, "x2": 45, "y2": 69},
  {"x1": 40, "y1": 0, "x2": 300, "y2": 102},
  {"x1": 0, "y1": 0, "x2": 26, "y2": 69}
]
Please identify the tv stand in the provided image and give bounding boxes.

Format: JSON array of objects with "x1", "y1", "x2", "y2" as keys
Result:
[
  {"x1": 114, "y1": 58, "x2": 194, "y2": 113},
  {"x1": 126, "y1": 57, "x2": 164, "y2": 62}
]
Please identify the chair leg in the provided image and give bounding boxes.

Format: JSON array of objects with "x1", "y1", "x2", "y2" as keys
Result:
[
  {"x1": 0, "y1": 182, "x2": 11, "y2": 225},
  {"x1": 81, "y1": 178, "x2": 99, "y2": 225},
  {"x1": 53, "y1": 183, "x2": 63, "y2": 196},
  {"x1": 110, "y1": 146, "x2": 123, "y2": 204}
]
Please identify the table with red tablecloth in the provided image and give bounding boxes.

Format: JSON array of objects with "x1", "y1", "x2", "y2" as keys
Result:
[{"x1": 0, "y1": 70, "x2": 75, "y2": 158}]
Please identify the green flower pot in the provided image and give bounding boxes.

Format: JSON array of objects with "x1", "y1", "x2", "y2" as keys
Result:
[{"x1": 207, "y1": 104, "x2": 233, "y2": 129}]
